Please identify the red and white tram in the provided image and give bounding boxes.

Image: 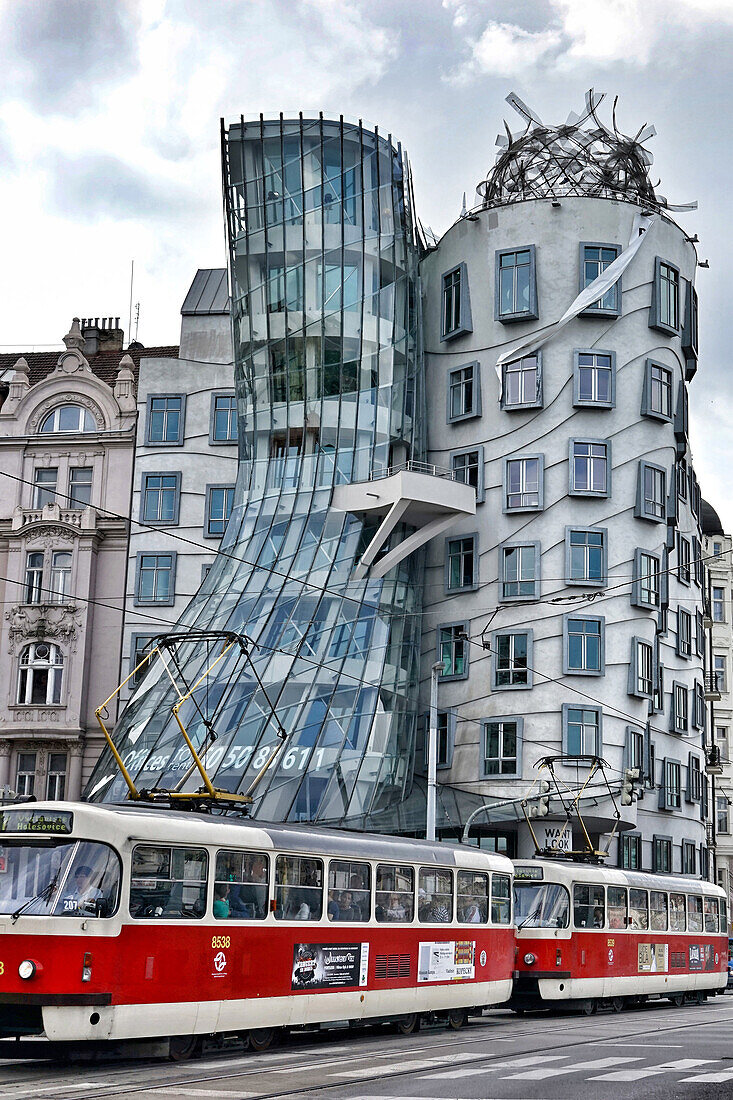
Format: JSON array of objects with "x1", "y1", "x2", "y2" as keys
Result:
[
  {"x1": 0, "y1": 802, "x2": 514, "y2": 1053},
  {"x1": 512, "y1": 858, "x2": 728, "y2": 1013}
]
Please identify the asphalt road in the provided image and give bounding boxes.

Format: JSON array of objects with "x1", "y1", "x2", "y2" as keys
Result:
[{"x1": 2, "y1": 997, "x2": 733, "y2": 1100}]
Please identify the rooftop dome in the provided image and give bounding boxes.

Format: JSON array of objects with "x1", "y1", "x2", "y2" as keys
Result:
[
  {"x1": 477, "y1": 90, "x2": 695, "y2": 213},
  {"x1": 701, "y1": 498, "x2": 725, "y2": 537}
]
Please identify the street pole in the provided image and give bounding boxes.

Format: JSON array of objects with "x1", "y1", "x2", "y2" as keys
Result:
[{"x1": 427, "y1": 660, "x2": 442, "y2": 843}]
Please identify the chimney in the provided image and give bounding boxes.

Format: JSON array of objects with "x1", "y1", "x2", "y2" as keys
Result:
[{"x1": 81, "y1": 315, "x2": 124, "y2": 355}]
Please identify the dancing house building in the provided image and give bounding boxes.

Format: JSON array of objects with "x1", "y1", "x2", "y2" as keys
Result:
[{"x1": 86, "y1": 97, "x2": 715, "y2": 878}]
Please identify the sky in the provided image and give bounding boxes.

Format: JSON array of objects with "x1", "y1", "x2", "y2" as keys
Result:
[{"x1": 1, "y1": 0, "x2": 732, "y2": 522}]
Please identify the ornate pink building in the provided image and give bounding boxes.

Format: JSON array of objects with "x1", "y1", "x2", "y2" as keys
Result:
[{"x1": 0, "y1": 319, "x2": 178, "y2": 799}]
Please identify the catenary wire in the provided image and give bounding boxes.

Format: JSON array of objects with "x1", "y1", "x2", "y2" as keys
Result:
[
  {"x1": 0, "y1": 469, "x2": 726, "y2": 631},
  {"x1": 0, "y1": 566, "x2": 697, "y2": 783}
]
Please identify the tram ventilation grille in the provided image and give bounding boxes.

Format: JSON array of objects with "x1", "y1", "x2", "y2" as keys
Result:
[{"x1": 375, "y1": 954, "x2": 411, "y2": 980}]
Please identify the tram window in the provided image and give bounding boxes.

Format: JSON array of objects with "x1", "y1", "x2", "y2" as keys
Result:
[
  {"x1": 0, "y1": 840, "x2": 121, "y2": 919},
  {"x1": 704, "y1": 897, "x2": 719, "y2": 933},
  {"x1": 214, "y1": 850, "x2": 269, "y2": 920},
  {"x1": 514, "y1": 881, "x2": 569, "y2": 928},
  {"x1": 418, "y1": 868, "x2": 453, "y2": 923},
  {"x1": 629, "y1": 888, "x2": 648, "y2": 929},
  {"x1": 608, "y1": 886, "x2": 627, "y2": 928},
  {"x1": 688, "y1": 894, "x2": 703, "y2": 933},
  {"x1": 722, "y1": 898, "x2": 728, "y2": 933},
  {"x1": 327, "y1": 860, "x2": 370, "y2": 922},
  {"x1": 375, "y1": 864, "x2": 414, "y2": 922},
  {"x1": 574, "y1": 884, "x2": 605, "y2": 928},
  {"x1": 274, "y1": 855, "x2": 323, "y2": 921},
  {"x1": 650, "y1": 890, "x2": 668, "y2": 931},
  {"x1": 130, "y1": 846, "x2": 207, "y2": 919},
  {"x1": 457, "y1": 871, "x2": 489, "y2": 923},
  {"x1": 670, "y1": 891, "x2": 686, "y2": 931},
  {"x1": 491, "y1": 873, "x2": 512, "y2": 925}
]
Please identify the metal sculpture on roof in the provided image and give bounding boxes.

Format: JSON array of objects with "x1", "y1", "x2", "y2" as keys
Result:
[{"x1": 477, "y1": 89, "x2": 696, "y2": 212}]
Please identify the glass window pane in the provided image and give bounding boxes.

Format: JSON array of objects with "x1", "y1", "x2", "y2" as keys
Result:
[
  {"x1": 214, "y1": 850, "x2": 269, "y2": 920},
  {"x1": 327, "y1": 860, "x2": 371, "y2": 922},
  {"x1": 376, "y1": 864, "x2": 414, "y2": 922},
  {"x1": 418, "y1": 867, "x2": 452, "y2": 923},
  {"x1": 274, "y1": 855, "x2": 323, "y2": 921}
]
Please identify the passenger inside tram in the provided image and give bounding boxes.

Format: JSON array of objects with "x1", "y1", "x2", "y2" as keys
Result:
[
  {"x1": 327, "y1": 890, "x2": 340, "y2": 920},
  {"x1": 274, "y1": 855, "x2": 323, "y2": 920},
  {"x1": 229, "y1": 853, "x2": 268, "y2": 918},
  {"x1": 213, "y1": 883, "x2": 230, "y2": 918},
  {"x1": 386, "y1": 893, "x2": 406, "y2": 920},
  {"x1": 336, "y1": 891, "x2": 359, "y2": 921},
  {"x1": 608, "y1": 887, "x2": 628, "y2": 928},
  {"x1": 573, "y1": 884, "x2": 604, "y2": 928},
  {"x1": 375, "y1": 864, "x2": 414, "y2": 922}
]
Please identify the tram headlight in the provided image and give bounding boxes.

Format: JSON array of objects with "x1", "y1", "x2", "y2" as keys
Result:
[
  {"x1": 523, "y1": 953, "x2": 537, "y2": 966},
  {"x1": 18, "y1": 959, "x2": 40, "y2": 980}
]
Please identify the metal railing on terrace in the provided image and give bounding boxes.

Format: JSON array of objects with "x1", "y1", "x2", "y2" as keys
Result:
[{"x1": 368, "y1": 460, "x2": 457, "y2": 483}]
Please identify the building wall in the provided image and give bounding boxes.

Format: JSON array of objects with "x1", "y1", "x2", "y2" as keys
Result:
[
  {"x1": 420, "y1": 197, "x2": 708, "y2": 872},
  {"x1": 702, "y1": 529, "x2": 733, "y2": 911},
  {"x1": 120, "y1": 304, "x2": 237, "y2": 701}
]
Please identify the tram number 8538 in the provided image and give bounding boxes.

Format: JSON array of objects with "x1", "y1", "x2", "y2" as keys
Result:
[{"x1": 212, "y1": 936, "x2": 230, "y2": 949}]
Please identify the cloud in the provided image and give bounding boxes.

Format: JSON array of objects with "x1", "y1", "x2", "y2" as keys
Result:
[
  {"x1": 445, "y1": 0, "x2": 733, "y2": 79},
  {"x1": 0, "y1": 0, "x2": 141, "y2": 115},
  {"x1": 47, "y1": 152, "x2": 201, "y2": 222},
  {"x1": 462, "y1": 21, "x2": 561, "y2": 79},
  {"x1": 0, "y1": 122, "x2": 14, "y2": 169}
]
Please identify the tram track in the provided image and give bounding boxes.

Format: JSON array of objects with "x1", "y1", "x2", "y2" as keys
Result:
[{"x1": 1, "y1": 1001, "x2": 732, "y2": 1100}]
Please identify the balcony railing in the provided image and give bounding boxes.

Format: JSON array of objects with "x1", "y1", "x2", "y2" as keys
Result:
[
  {"x1": 705, "y1": 672, "x2": 722, "y2": 700},
  {"x1": 369, "y1": 460, "x2": 457, "y2": 483}
]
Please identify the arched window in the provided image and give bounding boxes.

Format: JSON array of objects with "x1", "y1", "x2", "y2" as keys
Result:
[
  {"x1": 17, "y1": 643, "x2": 64, "y2": 705},
  {"x1": 38, "y1": 406, "x2": 96, "y2": 434}
]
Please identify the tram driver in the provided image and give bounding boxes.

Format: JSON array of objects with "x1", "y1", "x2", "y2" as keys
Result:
[{"x1": 60, "y1": 864, "x2": 104, "y2": 915}]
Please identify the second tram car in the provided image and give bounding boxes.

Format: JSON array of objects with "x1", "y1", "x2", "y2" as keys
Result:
[
  {"x1": 512, "y1": 858, "x2": 728, "y2": 1012},
  {"x1": 0, "y1": 802, "x2": 515, "y2": 1052}
]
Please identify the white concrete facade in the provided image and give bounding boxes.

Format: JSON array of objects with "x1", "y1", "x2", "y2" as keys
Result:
[
  {"x1": 701, "y1": 521, "x2": 733, "y2": 915},
  {"x1": 121, "y1": 271, "x2": 236, "y2": 699},
  {"x1": 420, "y1": 196, "x2": 709, "y2": 875}
]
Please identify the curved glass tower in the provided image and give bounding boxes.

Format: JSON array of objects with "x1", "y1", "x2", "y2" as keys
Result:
[{"x1": 86, "y1": 115, "x2": 426, "y2": 829}]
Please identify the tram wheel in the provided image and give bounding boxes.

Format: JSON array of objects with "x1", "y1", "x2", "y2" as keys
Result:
[
  {"x1": 695, "y1": 991, "x2": 706, "y2": 1006},
  {"x1": 448, "y1": 1008, "x2": 467, "y2": 1030},
  {"x1": 670, "y1": 993, "x2": 685, "y2": 1008},
  {"x1": 395, "y1": 1013, "x2": 421, "y2": 1035},
  {"x1": 249, "y1": 1027, "x2": 278, "y2": 1051},
  {"x1": 581, "y1": 1000, "x2": 596, "y2": 1016},
  {"x1": 168, "y1": 1034, "x2": 201, "y2": 1061},
  {"x1": 611, "y1": 998, "x2": 624, "y2": 1013}
]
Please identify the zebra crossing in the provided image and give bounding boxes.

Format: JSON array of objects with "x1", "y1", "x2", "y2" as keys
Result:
[{"x1": 411, "y1": 1050, "x2": 733, "y2": 1087}]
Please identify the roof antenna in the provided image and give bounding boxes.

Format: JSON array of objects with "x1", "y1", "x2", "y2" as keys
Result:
[
  {"x1": 133, "y1": 302, "x2": 140, "y2": 343},
  {"x1": 127, "y1": 260, "x2": 135, "y2": 348}
]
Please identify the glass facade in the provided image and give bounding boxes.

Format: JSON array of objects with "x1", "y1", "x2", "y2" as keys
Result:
[{"x1": 86, "y1": 116, "x2": 425, "y2": 829}]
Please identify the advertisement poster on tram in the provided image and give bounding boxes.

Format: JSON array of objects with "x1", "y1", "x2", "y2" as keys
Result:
[
  {"x1": 417, "y1": 941, "x2": 475, "y2": 983},
  {"x1": 637, "y1": 943, "x2": 668, "y2": 972},
  {"x1": 688, "y1": 944, "x2": 718, "y2": 972},
  {"x1": 291, "y1": 943, "x2": 369, "y2": 990}
]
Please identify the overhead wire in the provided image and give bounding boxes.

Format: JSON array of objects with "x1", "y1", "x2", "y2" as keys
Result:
[{"x1": 0, "y1": 469, "x2": 726, "y2": 634}]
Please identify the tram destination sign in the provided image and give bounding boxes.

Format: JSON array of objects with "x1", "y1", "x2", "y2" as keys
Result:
[
  {"x1": 0, "y1": 809, "x2": 73, "y2": 834},
  {"x1": 514, "y1": 866, "x2": 544, "y2": 880}
]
